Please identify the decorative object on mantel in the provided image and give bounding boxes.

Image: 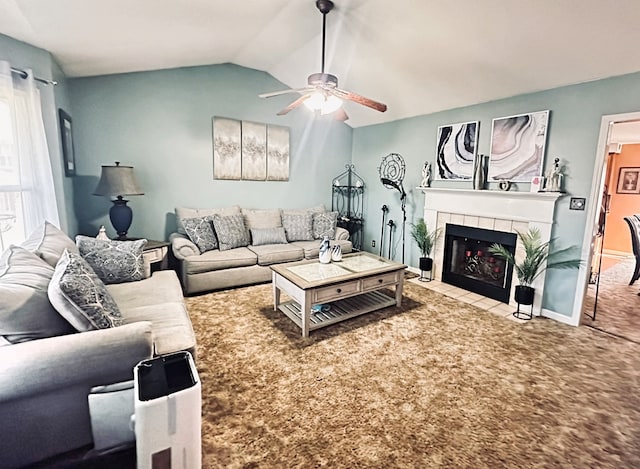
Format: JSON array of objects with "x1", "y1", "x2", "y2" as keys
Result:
[
  {"x1": 498, "y1": 179, "x2": 511, "y2": 191},
  {"x1": 319, "y1": 236, "x2": 331, "y2": 264},
  {"x1": 472, "y1": 154, "x2": 488, "y2": 190},
  {"x1": 543, "y1": 157, "x2": 564, "y2": 192},
  {"x1": 212, "y1": 117, "x2": 290, "y2": 181},
  {"x1": 93, "y1": 162, "x2": 144, "y2": 240},
  {"x1": 96, "y1": 225, "x2": 109, "y2": 241},
  {"x1": 410, "y1": 218, "x2": 441, "y2": 282},
  {"x1": 379, "y1": 153, "x2": 407, "y2": 262},
  {"x1": 420, "y1": 161, "x2": 432, "y2": 187},
  {"x1": 488, "y1": 227, "x2": 582, "y2": 320},
  {"x1": 530, "y1": 175, "x2": 544, "y2": 192},
  {"x1": 436, "y1": 121, "x2": 478, "y2": 180},
  {"x1": 489, "y1": 110, "x2": 549, "y2": 182},
  {"x1": 332, "y1": 164, "x2": 364, "y2": 250}
]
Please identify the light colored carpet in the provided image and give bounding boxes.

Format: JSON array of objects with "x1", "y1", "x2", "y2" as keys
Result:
[{"x1": 186, "y1": 281, "x2": 640, "y2": 468}]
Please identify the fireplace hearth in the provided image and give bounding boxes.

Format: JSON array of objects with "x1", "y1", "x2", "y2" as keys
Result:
[{"x1": 442, "y1": 224, "x2": 517, "y2": 303}]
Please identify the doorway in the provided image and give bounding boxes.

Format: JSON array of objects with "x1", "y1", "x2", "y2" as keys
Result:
[{"x1": 573, "y1": 112, "x2": 640, "y2": 341}]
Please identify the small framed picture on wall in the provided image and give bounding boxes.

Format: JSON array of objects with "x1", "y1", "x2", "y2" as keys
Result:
[
  {"x1": 617, "y1": 167, "x2": 640, "y2": 194},
  {"x1": 58, "y1": 109, "x2": 75, "y2": 177}
]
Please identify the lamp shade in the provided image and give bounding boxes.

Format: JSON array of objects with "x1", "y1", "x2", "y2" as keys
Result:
[{"x1": 93, "y1": 162, "x2": 144, "y2": 197}]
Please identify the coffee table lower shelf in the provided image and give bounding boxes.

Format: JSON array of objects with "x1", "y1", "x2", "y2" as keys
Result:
[{"x1": 277, "y1": 290, "x2": 397, "y2": 332}]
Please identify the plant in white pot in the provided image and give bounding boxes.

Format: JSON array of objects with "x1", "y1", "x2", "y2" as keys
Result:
[
  {"x1": 410, "y1": 218, "x2": 441, "y2": 282},
  {"x1": 488, "y1": 227, "x2": 582, "y2": 319}
]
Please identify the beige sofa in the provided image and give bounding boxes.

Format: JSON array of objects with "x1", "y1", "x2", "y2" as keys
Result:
[
  {"x1": 170, "y1": 205, "x2": 353, "y2": 294},
  {"x1": 0, "y1": 223, "x2": 195, "y2": 467}
]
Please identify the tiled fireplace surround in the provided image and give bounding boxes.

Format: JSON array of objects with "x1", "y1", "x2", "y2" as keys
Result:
[{"x1": 419, "y1": 188, "x2": 562, "y2": 317}]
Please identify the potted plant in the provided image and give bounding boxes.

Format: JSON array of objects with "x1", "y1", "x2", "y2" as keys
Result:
[
  {"x1": 488, "y1": 227, "x2": 582, "y2": 314},
  {"x1": 410, "y1": 218, "x2": 441, "y2": 281}
]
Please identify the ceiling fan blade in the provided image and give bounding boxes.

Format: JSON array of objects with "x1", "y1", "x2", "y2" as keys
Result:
[
  {"x1": 259, "y1": 88, "x2": 312, "y2": 98},
  {"x1": 333, "y1": 107, "x2": 349, "y2": 122},
  {"x1": 277, "y1": 94, "x2": 310, "y2": 116},
  {"x1": 333, "y1": 88, "x2": 388, "y2": 113}
]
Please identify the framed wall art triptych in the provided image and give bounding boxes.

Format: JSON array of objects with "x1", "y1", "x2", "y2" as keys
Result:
[{"x1": 213, "y1": 116, "x2": 290, "y2": 181}]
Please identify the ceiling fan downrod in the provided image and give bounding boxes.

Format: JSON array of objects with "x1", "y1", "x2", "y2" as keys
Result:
[{"x1": 316, "y1": 0, "x2": 334, "y2": 74}]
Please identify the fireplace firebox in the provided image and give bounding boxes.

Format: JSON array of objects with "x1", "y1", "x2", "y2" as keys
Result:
[{"x1": 442, "y1": 224, "x2": 517, "y2": 303}]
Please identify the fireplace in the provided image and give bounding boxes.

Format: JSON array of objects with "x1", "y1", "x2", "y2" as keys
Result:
[{"x1": 442, "y1": 224, "x2": 517, "y2": 303}]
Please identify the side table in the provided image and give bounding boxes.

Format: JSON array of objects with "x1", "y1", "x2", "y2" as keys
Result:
[{"x1": 143, "y1": 240, "x2": 170, "y2": 273}]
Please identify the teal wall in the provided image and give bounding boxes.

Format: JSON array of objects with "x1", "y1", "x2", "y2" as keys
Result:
[
  {"x1": 68, "y1": 64, "x2": 352, "y2": 240},
  {"x1": 353, "y1": 71, "x2": 640, "y2": 316},
  {"x1": 0, "y1": 33, "x2": 76, "y2": 234}
]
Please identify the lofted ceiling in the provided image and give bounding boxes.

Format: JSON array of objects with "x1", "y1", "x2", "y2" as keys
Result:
[{"x1": 2, "y1": 0, "x2": 640, "y2": 127}]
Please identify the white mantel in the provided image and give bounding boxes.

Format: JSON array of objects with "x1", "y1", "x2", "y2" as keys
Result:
[{"x1": 417, "y1": 187, "x2": 563, "y2": 316}]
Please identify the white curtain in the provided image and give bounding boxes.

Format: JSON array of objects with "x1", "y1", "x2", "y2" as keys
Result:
[{"x1": 0, "y1": 61, "x2": 59, "y2": 249}]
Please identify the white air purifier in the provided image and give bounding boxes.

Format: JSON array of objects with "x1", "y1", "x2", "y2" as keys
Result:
[{"x1": 134, "y1": 351, "x2": 201, "y2": 469}]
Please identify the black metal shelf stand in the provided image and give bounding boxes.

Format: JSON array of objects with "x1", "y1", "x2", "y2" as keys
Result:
[{"x1": 332, "y1": 165, "x2": 365, "y2": 251}]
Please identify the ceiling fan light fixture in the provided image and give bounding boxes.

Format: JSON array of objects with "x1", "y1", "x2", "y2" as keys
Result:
[{"x1": 303, "y1": 92, "x2": 343, "y2": 115}]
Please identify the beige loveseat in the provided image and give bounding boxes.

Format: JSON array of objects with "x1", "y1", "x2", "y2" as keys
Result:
[
  {"x1": 0, "y1": 223, "x2": 196, "y2": 468},
  {"x1": 170, "y1": 205, "x2": 353, "y2": 294}
]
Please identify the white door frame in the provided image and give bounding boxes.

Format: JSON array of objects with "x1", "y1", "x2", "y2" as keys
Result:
[{"x1": 570, "y1": 111, "x2": 640, "y2": 325}]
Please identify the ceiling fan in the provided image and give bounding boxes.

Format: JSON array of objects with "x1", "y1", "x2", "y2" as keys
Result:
[{"x1": 259, "y1": 0, "x2": 387, "y2": 121}]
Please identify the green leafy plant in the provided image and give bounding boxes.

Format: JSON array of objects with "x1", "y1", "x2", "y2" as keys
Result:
[
  {"x1": 488, "y1": 227, "x2": 582, "y2": 286},
  {"x1": 410, "y1": 218, "x2": 441, "y2": 258}
]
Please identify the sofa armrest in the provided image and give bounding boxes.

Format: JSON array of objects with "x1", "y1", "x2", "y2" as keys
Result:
[
  {"x1": 0, "y1": 322, "x2": 153, "y2": 402},
  {"x1": 335, "y1": 226, "x2": 350, "y2": 241},
  {"x1": 170, "y1": 232, "x2": 199, "y2": 260}
]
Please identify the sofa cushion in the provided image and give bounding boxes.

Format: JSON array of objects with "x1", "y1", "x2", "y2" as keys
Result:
[
  {"x1": 212, "y1": 213, "x2": 250, "y2": 251},
  {"x1": 251, "y1": 227, "x2": 287, "y2": 246},
  {"x1": 107, "y1": 270, "x2": 196, "y2": 356},
  {"x1": 76, "y1": 236, "x2": 147, "y2": 284},
  {"x1": 0, "y1": 246, "x2": 75, "y2": 344},
  {"x1": 183, "y1": 247, "x2": 257, "y2": 274},
  {"x1": 282, "y1": 212, "x2": 314, "y2": 242},
  {"x1": 175, "y1": 205, "x2": 241, "y2": 235},
  {"x1": 21, "y1": 221, "x2": 78, "y2": 267},
  {"x1": 291, "y1": 239, "x2": 353, "y2": 260},
  {"x1": 242, "y1": 208, "x2": 282, "y2": 231},
  {"x1": 48, "y1": 250, "x2": 123, "y2": 331},
  {"x1": 313, "y1": 211, "x2": 339, "y2": 239},
  {"x1": 247, "y1": 244, "x2": 304, "y2": 266},
  {"x1": 181, "y1": 216, "x2": 218, "y2": 253}
]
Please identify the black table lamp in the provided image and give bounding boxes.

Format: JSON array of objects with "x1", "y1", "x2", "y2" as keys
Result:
[{"x1": 93, "y1": 162, "x2": 144, "y2": 240}]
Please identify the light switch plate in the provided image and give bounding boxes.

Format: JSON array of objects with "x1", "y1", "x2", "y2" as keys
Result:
[{"x1": 570, "y1": 197, "x2": 586, "y2": 210}]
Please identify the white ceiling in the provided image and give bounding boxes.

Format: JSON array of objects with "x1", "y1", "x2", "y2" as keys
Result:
[{"x1": 2, "y1": 0, "x2": 640, "y2": 128}]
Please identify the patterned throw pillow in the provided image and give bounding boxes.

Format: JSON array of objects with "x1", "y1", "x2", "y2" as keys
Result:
[
  {"x1": 212, "y1": 213, "x2": 250, "y2": 251},
  {"x1": 282, "y1": 212, "x2": 314, "y2": 241},
  {"x1": 251, "y1": 227, "x2": 288, "y2": 246},
  {"x1": 76, "y1": 236, "x2": 147, "y2": 284},
  {"x1": 181, "y1": 216, "x2": 218, "y2": 253},
  {"x1": 313, "y1": 211, "x2": 339, "y2": 239},
  {"x1": 48, "y1": 250, "x2": 123, "y2": 332}
]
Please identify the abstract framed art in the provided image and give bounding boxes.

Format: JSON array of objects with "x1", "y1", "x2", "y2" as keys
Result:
[
  {"x1": 488, "y1": 110, "x2": 549, "y2": 182},
  {"x1": 435, "y1": 120, "x2": 478, "y2": 180},
  {"x1": 213, "y1": 117, "x2": 289, "y2": 181}
]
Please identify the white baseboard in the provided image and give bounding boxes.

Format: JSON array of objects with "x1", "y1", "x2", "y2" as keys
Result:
[
  {"x1": 406, "y1": 266, "x2": 420, "y2": 275},
  {"x1": 541, "y1": 308, "x2": 578, "y2": 326}
]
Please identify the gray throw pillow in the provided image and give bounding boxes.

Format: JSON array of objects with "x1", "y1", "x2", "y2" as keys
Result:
[
  {"x1": 212, "y1": 213, "x2": 250, "y2": 251},
  {"x1": 181, "y1": 216, "x2": 218, "y2": 253},
  {"x1": 313, "y1": 211, "x2": 339, "y2": 239},
  {"x1": 76, "y1": 236, "x2": 147, "y2": 284},
  {"x1": 251, "y1": 227, "x2": 288, "y2": 246},
  {"x1": 21, "y1": 221, "x2": 78, "y2": 267},
  {"x1": 0, "y1": 246, "x2": 75, "y2": 344},
  {"x1": 282, "y1": 212, "x2": 314, "y2": 241},
  {"x1": 48, "y1": 250, "x2": 123, "y2": 332}
]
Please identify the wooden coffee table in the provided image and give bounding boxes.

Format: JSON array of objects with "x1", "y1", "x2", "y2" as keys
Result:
[{"x1": 271, "y1": 252, "x2": 406, "y2": 337}]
